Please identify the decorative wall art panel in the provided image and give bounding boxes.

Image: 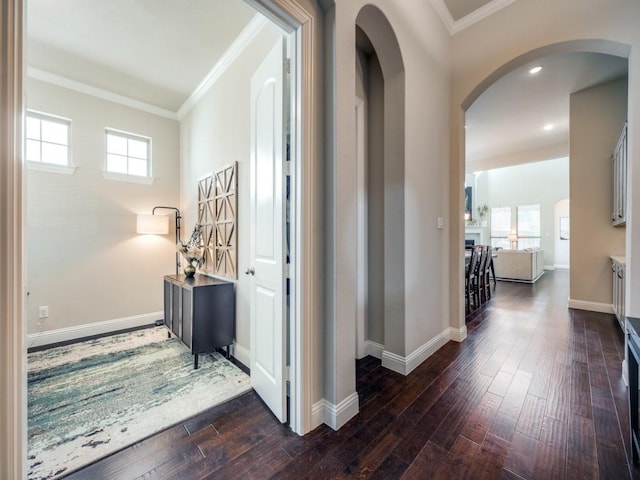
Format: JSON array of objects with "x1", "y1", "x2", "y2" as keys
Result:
[{"x1": 198, "y1": 162, "x2": 237, "y2": 279}]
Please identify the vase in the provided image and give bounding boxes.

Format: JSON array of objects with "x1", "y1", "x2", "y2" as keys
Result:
[{"x1": 184, "y1": 263, "x2": 196, "y2": 278}]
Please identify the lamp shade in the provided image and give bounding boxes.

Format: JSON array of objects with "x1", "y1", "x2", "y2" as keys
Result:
[
  {"x1": 137, "y1": 214, "x2": 169, "y2": 234},
  {"x1": 507, "y1": 233, "x2": 518, "y2": 242}
]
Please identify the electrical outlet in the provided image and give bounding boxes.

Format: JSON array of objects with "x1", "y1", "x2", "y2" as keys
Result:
[{"x1": 38, "y1": 306, "x2": 49, "y2": 319}]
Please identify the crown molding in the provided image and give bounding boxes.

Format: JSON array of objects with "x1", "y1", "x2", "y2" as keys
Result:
[
  {"x1": 431, "y1": 0, "x2": 519, "y2": 35},
  {"x1": 177, "y1": 13, "x2": 269, "y2": 120},
  {"x1": 28, "y1": 14, "x2": 270, "y2": 122},
  {"x1": 26, "y1": 68, "x2": 178, "y2": 120}
]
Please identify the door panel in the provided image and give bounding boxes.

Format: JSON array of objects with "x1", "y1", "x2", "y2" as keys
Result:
[{"x1": 249, "y1": 37, "x2": 286, "y2": 423}]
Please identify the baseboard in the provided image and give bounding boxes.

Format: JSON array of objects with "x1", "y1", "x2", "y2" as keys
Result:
[
  {"x1": 231, "y1": 342, "x2": 250, "y2": 369},
  {"x1": 553, "y1": 264, "x2": 569, "y2": 270},
  {"x1": 26, "y1": 311, "x2": 163, "y2": 349},
  {"x1": 448, "y1": 325, "x2": 467, "y2": 342},
  {"x1": 544, "y1": 265, "x2": 555, "y2": 271},
  {"x1": 365, "y1": 340, "x2": 384, "y2": 359},
  {"x1": 312, "y1": 392, "x2": 360, "y2": 431},
  {"x1": 568, "y1": 298, "x2": 614, "y2": 314},
  {"x1": 382, "y1": 327, "x2": 451, "y2": 376},
  {"x1": 496, "y1": 270, "x2": 544, "y2": 284}
]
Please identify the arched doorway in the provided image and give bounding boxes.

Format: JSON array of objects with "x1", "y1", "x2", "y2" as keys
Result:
[
  {"x1": 354, "y1": 5, "x2": 408, "y2": 373},
  {"x1": 453, "y1": 39, "x2": 632, "y2": 329}
]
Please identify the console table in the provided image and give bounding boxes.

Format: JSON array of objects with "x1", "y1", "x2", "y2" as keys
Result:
[{"x1": 163, "y1": 274, "x2": 235, "y2": 369}]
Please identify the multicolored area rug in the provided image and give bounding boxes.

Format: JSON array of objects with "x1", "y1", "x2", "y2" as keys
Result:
[{"x1": 27, "y1": 326, "x2": 251, "y2": 480}]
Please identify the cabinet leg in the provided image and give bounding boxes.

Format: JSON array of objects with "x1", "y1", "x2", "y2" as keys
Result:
[
  {"x1": 226, "y1": 345, "x2": 231, "y2": 359},
  {"x1": 167, "y1": 331, "x2": 171, "y2": 339},
  {"x1": 194, "y1": 354, "x2": 199, "y2": 370}
]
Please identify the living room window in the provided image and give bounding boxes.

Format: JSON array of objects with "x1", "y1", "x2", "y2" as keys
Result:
[
  {"x1": 517, "y1": 204, "x2": 541, "y2": 248},
  {"x1": 490, "y1": 206, "x2": 511, "y2": 248},
  {"x1": 26, "y1": 111, "x2": 73, "y2": 174},
  {"x1": 104, "y1": 129, "x2": 152, "y2": 183}
]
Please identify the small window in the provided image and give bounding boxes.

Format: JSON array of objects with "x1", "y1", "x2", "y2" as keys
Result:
[
  {"x1": 26, "y1": 111, "x2": 71, "y2": 167},
  {"x1": 105, "y1": 129, "x2": 151, "y2": 178}
]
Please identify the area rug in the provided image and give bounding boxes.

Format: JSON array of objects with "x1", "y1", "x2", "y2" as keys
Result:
[{"x1": 27, "y1": 326, "x2": 251, "y2": 480}]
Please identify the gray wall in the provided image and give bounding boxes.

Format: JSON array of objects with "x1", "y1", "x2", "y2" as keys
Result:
[
  {"x1": 570, "y1": 77, "x2": 627, "y2": 306},
  {"x1": 26, "y1": 78, "x2": 180, "y2": 333}
]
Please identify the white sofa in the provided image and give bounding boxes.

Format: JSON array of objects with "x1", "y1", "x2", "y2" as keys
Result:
[{"x1": 494, "y1": 248, "x2": 544, "y2": 283}]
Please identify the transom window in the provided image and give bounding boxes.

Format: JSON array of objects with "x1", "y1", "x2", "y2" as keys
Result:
[
  {"x1": 26, "y1": 111, "x2": 71, "y2": 166},
  {"x1": 105, "y1": 129, "x2": 151, "y2": 178}
]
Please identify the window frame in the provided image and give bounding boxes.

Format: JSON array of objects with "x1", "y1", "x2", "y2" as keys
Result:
[
  {"x1": 25, "y1": 110, "x2": 75, "y2": 175},
  {"x1": 103, "y1": 128, "x2": 153, "y2": 184}
]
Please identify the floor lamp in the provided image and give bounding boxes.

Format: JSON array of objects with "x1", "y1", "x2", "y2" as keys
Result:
[{"x1": 136, "y1": 206, "x2": 182, "y2": 274}]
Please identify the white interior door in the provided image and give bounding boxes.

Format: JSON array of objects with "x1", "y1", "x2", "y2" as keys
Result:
[{"x1": 249, "y1": 37, "x2": 287, "y2": 423}]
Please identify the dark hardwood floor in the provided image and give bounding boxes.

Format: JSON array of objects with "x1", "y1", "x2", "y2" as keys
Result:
[{"x1": 66, "y1": 271, "x2": 639, "y2": 479}]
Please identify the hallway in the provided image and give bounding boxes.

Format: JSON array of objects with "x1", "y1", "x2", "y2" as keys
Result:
[{"x1": 66, "y1": 271, "x2": 638, "y2": 479}]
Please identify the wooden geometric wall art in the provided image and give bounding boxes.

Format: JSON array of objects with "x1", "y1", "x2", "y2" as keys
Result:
[{"x1": 197, "y1": 162, "x2": 237, "y2": 279}]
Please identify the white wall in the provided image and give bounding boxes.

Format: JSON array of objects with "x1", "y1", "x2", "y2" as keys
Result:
[
  {"x1": 482, "y1": 157, "x2": 569, "y2": 268},
  {"x1": 179, "y1": 23, "x2": 283, "y2": 359},
  {"x1": 25, "y1": 78, "x2": 180, "y2": 336}
]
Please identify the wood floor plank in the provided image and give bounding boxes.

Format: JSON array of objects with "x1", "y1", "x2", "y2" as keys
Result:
[
  {"x1": 566, "y1": 412, "x2": 599, "y2": 480},
  {"x1": 515, "y1": 394, "x2": 546, "y2": 440},
  {"x1": 503, "y1": 431, "x2": 538, "y2": 479},
  {"x1": 531, "y1": 416, "x2": 567, "y2": 480},
  {"x1": 400, "y1": 441, "x2": 448, "y2": 480},
  {"x1": 460, "y1": 391, "x2": 503, "y2": 444}
]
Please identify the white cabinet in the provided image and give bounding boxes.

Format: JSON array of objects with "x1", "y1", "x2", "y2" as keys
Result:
[
  {"x1": 612, "y1": 122, "x2": 628, "y2": 226},
  {"x1": 611, "y1": 256, "x2": 625, "y2": 332}
]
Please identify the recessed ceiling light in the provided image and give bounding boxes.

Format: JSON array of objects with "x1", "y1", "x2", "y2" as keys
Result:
[
  {"x1": 543, "y1": 123, "x2": 554, "y2": 131},
  {"x1": 529, "y1": 66, "x2": 543, "y2": 75}
]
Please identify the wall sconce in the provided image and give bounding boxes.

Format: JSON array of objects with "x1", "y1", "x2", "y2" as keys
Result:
[
  {"x1": 507, "y1": 233, "x2": 518, "y2": 249},
  {"x1": 136, "y1": 206, "x2": 181, "y2": 274}
]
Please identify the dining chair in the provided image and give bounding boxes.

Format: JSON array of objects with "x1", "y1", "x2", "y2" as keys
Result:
[
  {"x1": 474, "y1": 245, "x2": 489, "y2": 306},
  {"x1": 480, "y1": 245, "x2": 493, "y2": 302},
  {"x1": 466, "y1": 245, "x2": 481, "y2": 315}
]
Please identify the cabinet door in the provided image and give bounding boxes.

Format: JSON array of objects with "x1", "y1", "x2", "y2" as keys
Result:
[
  {"x1": 181, "y1": 287, "x2": 192, "y2": 349},
  {"x1": 163, "y1": 280, "x2": 172, "y2": 332},
  {"x1": 171, "y1": 282, "x2": 181, "y2": 338}
]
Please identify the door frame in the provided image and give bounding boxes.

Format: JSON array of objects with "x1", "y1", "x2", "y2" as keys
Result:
[
  {"x1": 2, "y1": 0, "x2": 319, "y2": 476},
  {"x1": 246, "y1": 0, "x2": 319, "y2": 436}
]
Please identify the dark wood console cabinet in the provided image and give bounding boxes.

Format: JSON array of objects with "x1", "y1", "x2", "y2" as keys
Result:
[{"x1": 163, "y1": 274, "x2": 235, "y2": 369}]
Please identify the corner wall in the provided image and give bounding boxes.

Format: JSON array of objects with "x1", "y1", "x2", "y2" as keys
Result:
[
  {"x1": 570, "y1": 78, "x2": 627, "y2": 308},
  {"x1": 25, "y1": 78, "x2": 179, "y2": 339}
]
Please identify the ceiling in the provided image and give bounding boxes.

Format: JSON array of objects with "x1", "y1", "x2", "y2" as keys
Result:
[
  {"x1": 444, "y1": 0, "x2": 494, "y2": 21},
  {"x1": 466, "y1": 52, "x2": 628, "y2": 171},
  {"x1": 27, "y1": 1, "x2": 629, "y2": 172},
  {"x1": 27, "y1": 0, "x2": 259, "y2": 112}
]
